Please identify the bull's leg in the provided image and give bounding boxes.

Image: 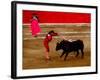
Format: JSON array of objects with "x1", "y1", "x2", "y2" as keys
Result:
[
  {"x1": 64, "y1": 53, "x2": 68, "y2": 61},
  {"x1": 75, "y1": 50, "x2": 79, "y2": 57},
  {"x1": 81, "y1": 49, "x2": 84, "y2": 58},
  {"x1": 60, "y1": 51, "x2": 65, "y2": 58}
]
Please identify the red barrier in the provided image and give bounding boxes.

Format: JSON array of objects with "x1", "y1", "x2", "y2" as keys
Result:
[{"x1": 23, "y1": 10, "x2": 91, "y2": 24}]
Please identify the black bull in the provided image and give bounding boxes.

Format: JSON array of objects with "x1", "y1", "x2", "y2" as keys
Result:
[{"x1": 56, "y1": 39, "x2": 84, "y2": 61}]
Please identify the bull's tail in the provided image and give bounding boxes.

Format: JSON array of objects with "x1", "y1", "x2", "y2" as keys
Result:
[{"x1": 80, "y1": 40, "x2": 84, "y2": 58}]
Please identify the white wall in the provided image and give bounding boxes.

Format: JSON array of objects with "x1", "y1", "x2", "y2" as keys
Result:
[{"x1": 0, "y1": 0, "x2": 99, "y2": 80}]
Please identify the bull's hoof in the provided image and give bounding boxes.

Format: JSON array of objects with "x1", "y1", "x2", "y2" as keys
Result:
[
  {"x1": 64, "y1": 59, "x2": 66, "y2": 61},
  {"x1": 75, "y1": 55, "x2": 78, "y2": 57},
  {"x1": 81, "y1": 56, "x2": 84, "y2": 59}
]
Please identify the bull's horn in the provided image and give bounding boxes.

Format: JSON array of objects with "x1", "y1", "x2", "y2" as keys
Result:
[
  {"x1": 57, "y1": 40, "x2": 61, "y2": 43},
  {"x1": 56, "y1": 41, "x2": 60, "y2": 44}
]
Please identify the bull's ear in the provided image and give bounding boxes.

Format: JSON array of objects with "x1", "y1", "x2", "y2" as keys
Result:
[
  {"x1": 63, "y1": 40, "x2": 65, "y2": 41},
  {"x1": 57, "y1": 42, "x2": 59, "y2": 44}
]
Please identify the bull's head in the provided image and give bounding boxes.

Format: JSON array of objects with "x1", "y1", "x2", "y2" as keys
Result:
[{"x1": 56, "y1": 42, "x2": 61, "y2": 51}]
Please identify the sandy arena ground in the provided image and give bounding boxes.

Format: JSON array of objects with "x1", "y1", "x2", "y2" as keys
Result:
[{"x1": 23, "y1": 24, "x2": 91, "y2": 69}]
